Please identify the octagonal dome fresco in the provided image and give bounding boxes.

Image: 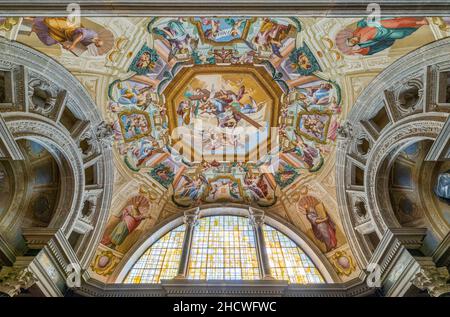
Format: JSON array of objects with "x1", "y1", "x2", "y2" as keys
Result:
[
  {"x1": 163, "y1": 64, "x2": 282, "y2": 163},
  {"x1": 103, "y1": 16, "x2": 343, "y2": 209}
]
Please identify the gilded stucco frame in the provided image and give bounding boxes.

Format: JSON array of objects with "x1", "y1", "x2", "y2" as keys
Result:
[{"x1": 163, "y1": 64, "x2": 283, "y2": 161}]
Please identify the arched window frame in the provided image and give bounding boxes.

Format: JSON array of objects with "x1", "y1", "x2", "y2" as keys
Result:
[{"x1": 115, "y1": 206, "x2": 337, "y2": 284}]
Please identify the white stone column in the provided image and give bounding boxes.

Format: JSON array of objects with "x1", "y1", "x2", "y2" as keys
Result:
[
  {"x1": 174, "y1": 207, "x2": 200, "y2": 279},
  {"x1": 249, "y1": 207, "x2": 274, "y2": 280}
]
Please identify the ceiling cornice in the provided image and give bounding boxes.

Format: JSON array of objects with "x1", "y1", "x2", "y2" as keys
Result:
[{"x1": 0, "y1": 1, "x2": 450, "y2": 17}]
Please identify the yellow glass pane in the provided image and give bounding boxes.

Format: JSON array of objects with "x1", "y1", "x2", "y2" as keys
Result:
[
  {"x1": 263, "y1": 225, "x2": 325, "y2": 284},
  {"x1": 123, "y1": 224, "x2": 185, "y2": 284},
  {"x1": 187, "y1": 216, "x2": 260, "y2": 280}
]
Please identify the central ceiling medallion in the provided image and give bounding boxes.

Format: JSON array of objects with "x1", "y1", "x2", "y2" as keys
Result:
[{"x1": 163, "y1": 64, "x2": 282, "y2": 163}]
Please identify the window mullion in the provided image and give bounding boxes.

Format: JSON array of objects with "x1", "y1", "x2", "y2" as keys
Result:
[
  {"x1": 248, "y1": 207, "x2": 274, "y2": 280},
  {"x1": 174, "y1": 207, "x2": 200, "y2": 279}
]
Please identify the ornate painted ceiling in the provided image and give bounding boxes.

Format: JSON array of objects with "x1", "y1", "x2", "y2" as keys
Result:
[{"x1": 1, "y1": 15, "x2": 449, "y2": 282}]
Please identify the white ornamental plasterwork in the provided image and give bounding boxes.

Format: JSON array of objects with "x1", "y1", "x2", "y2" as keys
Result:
[
  {"x1": 0, "y1": 38, "x2": 115, "y2": 284},
  {"x1": 79, "y1": 129, "x2": 98, "y2": 159},
  {"x1": 0, "y1": 63, "x2": 26, "y2": 112},
  {"x1": 394, "y1": 77, "x2": 424, "y2": 115},
  {"x1": 5, "y1": 117, "x2": 85, "y2": 233},
  {"x1": 336, "y1": 37, "x2": 450, "y2": 270},
  {"x1": 94, "y1": 121, "x2": 115, "y2": 149},
  {"x1": 27, "y1": 77, "x2": 61, "y2": 116},
  {"x1": 78, "y1": 120, "x2": 113, "y2": 159},
  {"x1": 364, "y1": 116, "x2": 445, "y2": 234},
  {"x1": 412, "y1": 266, "x2": 450, "y2": 297}
]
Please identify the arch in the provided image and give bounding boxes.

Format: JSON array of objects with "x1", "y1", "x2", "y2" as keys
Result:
[
  {"x1": 4, "y1": 114, "x2": 85, "y2": 234},
  {"x1": 0, "y1": 160, "x2": 17, "y2": 220},
  {"x1": 0, "y1": 37, "x2": 114, "y2": 274},
  {"x1": 114, "y1": 206, "x2": 336, "y2": 283},
  {"x1": 364, "y1": 114, "x2": 446, "y2": 234}
]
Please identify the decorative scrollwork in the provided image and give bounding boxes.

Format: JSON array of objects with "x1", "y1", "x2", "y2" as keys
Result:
[
  {"x1": 337, "y1": 121, "x2": 353, "y2": 139},
  {"x1": 28, "y1": 78, "x2": 59, "y2": 115},
  {"x1": 95, "y1": 121, "x2": 114, "y2": 149},
  {"x1": 395, "y1": 77, "x2": 424, "y2": 114}
]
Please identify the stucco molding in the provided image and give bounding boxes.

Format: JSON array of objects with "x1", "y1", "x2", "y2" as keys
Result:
[
  {"x1": 74, "y1": 276, "x2": 374, "y2": 297},
  {"x1": 0, "y1": 1, "x2": 450, "y2": 16},
  {"x1": 0, "y1": 38, "x2": 114, "y2": 295},
  {"x1": 364, "y1": 114, "x2": 446, "y2": 234},
  {"x1": 336, "y1": 37, "x2": 450, "y2": 286}
]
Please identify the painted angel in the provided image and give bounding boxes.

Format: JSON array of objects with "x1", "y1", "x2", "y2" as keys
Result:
[
  {"x1": 130, "y1": 139, "x2": 163, "y2": 168},
  {"x1": 252, "y1": 18, "x2": 291, "y2": 58},
  {"x1": 287, "y1": 134, "x2": 323, "y2": 171},
  {"x1": 152, "y1": 19, "x2": 197, "y2": 61},
  {"x1": 178, "y1": 174, "x2": 208, "y2": 202}
]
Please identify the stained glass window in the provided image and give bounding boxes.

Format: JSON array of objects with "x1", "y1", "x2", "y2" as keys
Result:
[
  {"x1": 187, "y1": 215, "x2": 260, "y2": 280},
  {"x1": 123, "y1": 224, "x2": 185, "y2": 284},
  {"x1": 263, "y1": 225, "x2": 324, "y2": 284},
  {"x1": 123, "y1": 215, "x2": 325, "y2": 284}
]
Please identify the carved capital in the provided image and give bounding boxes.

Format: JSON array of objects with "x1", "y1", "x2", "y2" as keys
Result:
[
  {"x1": 0, "y1": 266, "x2": 37, "y2": 297},
  {"x1": 95, "y1": 121, "x2": 114, "y2": 149},
  {"x1": 248, "y1": 207, "x2": 265, "y2": 227},
  {"x1": 337, "y1": 121, "x2": 353, "y2": 139},
  {"x1": 412, "y1": 266, "x2": 450, "y2": 297},
  {"x1": 183, "y1": 207, "x2": 200, "y2": 226}
]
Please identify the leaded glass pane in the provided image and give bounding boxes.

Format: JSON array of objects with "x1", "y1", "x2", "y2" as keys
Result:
[
  {"x1": 187, "y1": 216, "x2": 260, "y2": 280},
  {"x1": 123, "y1": 224, "x2": 185, "y2": 283},
  {"x1": 123, "y1": 215, "x2": 325, "y2": 284},
  {"x1": 263, "y1": 225, "x2": 325, "y2": 284}
]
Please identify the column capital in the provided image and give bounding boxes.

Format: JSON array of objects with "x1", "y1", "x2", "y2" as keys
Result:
[
  {"x1": 412, "y1": 265, "x2": 450, "y2": 297},
  {"x1": 248, "y1": 207, "x2": 265, "y2": 227},
  {"x1": 0, "y1": 266, "x2": 37, "y2": 297},
  {"x1": 183, "y1": 207, "x2": 200, "y2": 226}
]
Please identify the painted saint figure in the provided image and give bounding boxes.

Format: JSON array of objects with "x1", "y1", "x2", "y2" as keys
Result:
[
  {"x1": 152, "y1": 18, "x2": 197, "y2": 61},
  {"x1": 101, "y1": 195, "x2": 150, "y2": 249},
  {"x1": 244, "y1": 174, "x2": 271, "y2": 203},
  {"x1": 298, "y1": 196, "x2": 338, "y2": 252},
  {"x1": 28, "y1": 17, "x2": 109, "y2": 53},
  {"x1": 336, "y1": 17, "x2": 428, "y2": 55},
  {"x1": 130, "y1": 139, "x2": 162, "y2": 168},
  {"x1": 136, "y1": 52, "x2": 156, "y2": 71},
  {"x1": 288, "y1": 135, "x2": 323, "y2": 171},
  {"x1": 252, "y1": 18, "x2": 292, "y2": 58},
  {"x1": 117, "y1": 85, "x2": 153, "y2": 108},
  {"x1": 177, "y1": 174, "x2": 208, "y2": 202}
]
